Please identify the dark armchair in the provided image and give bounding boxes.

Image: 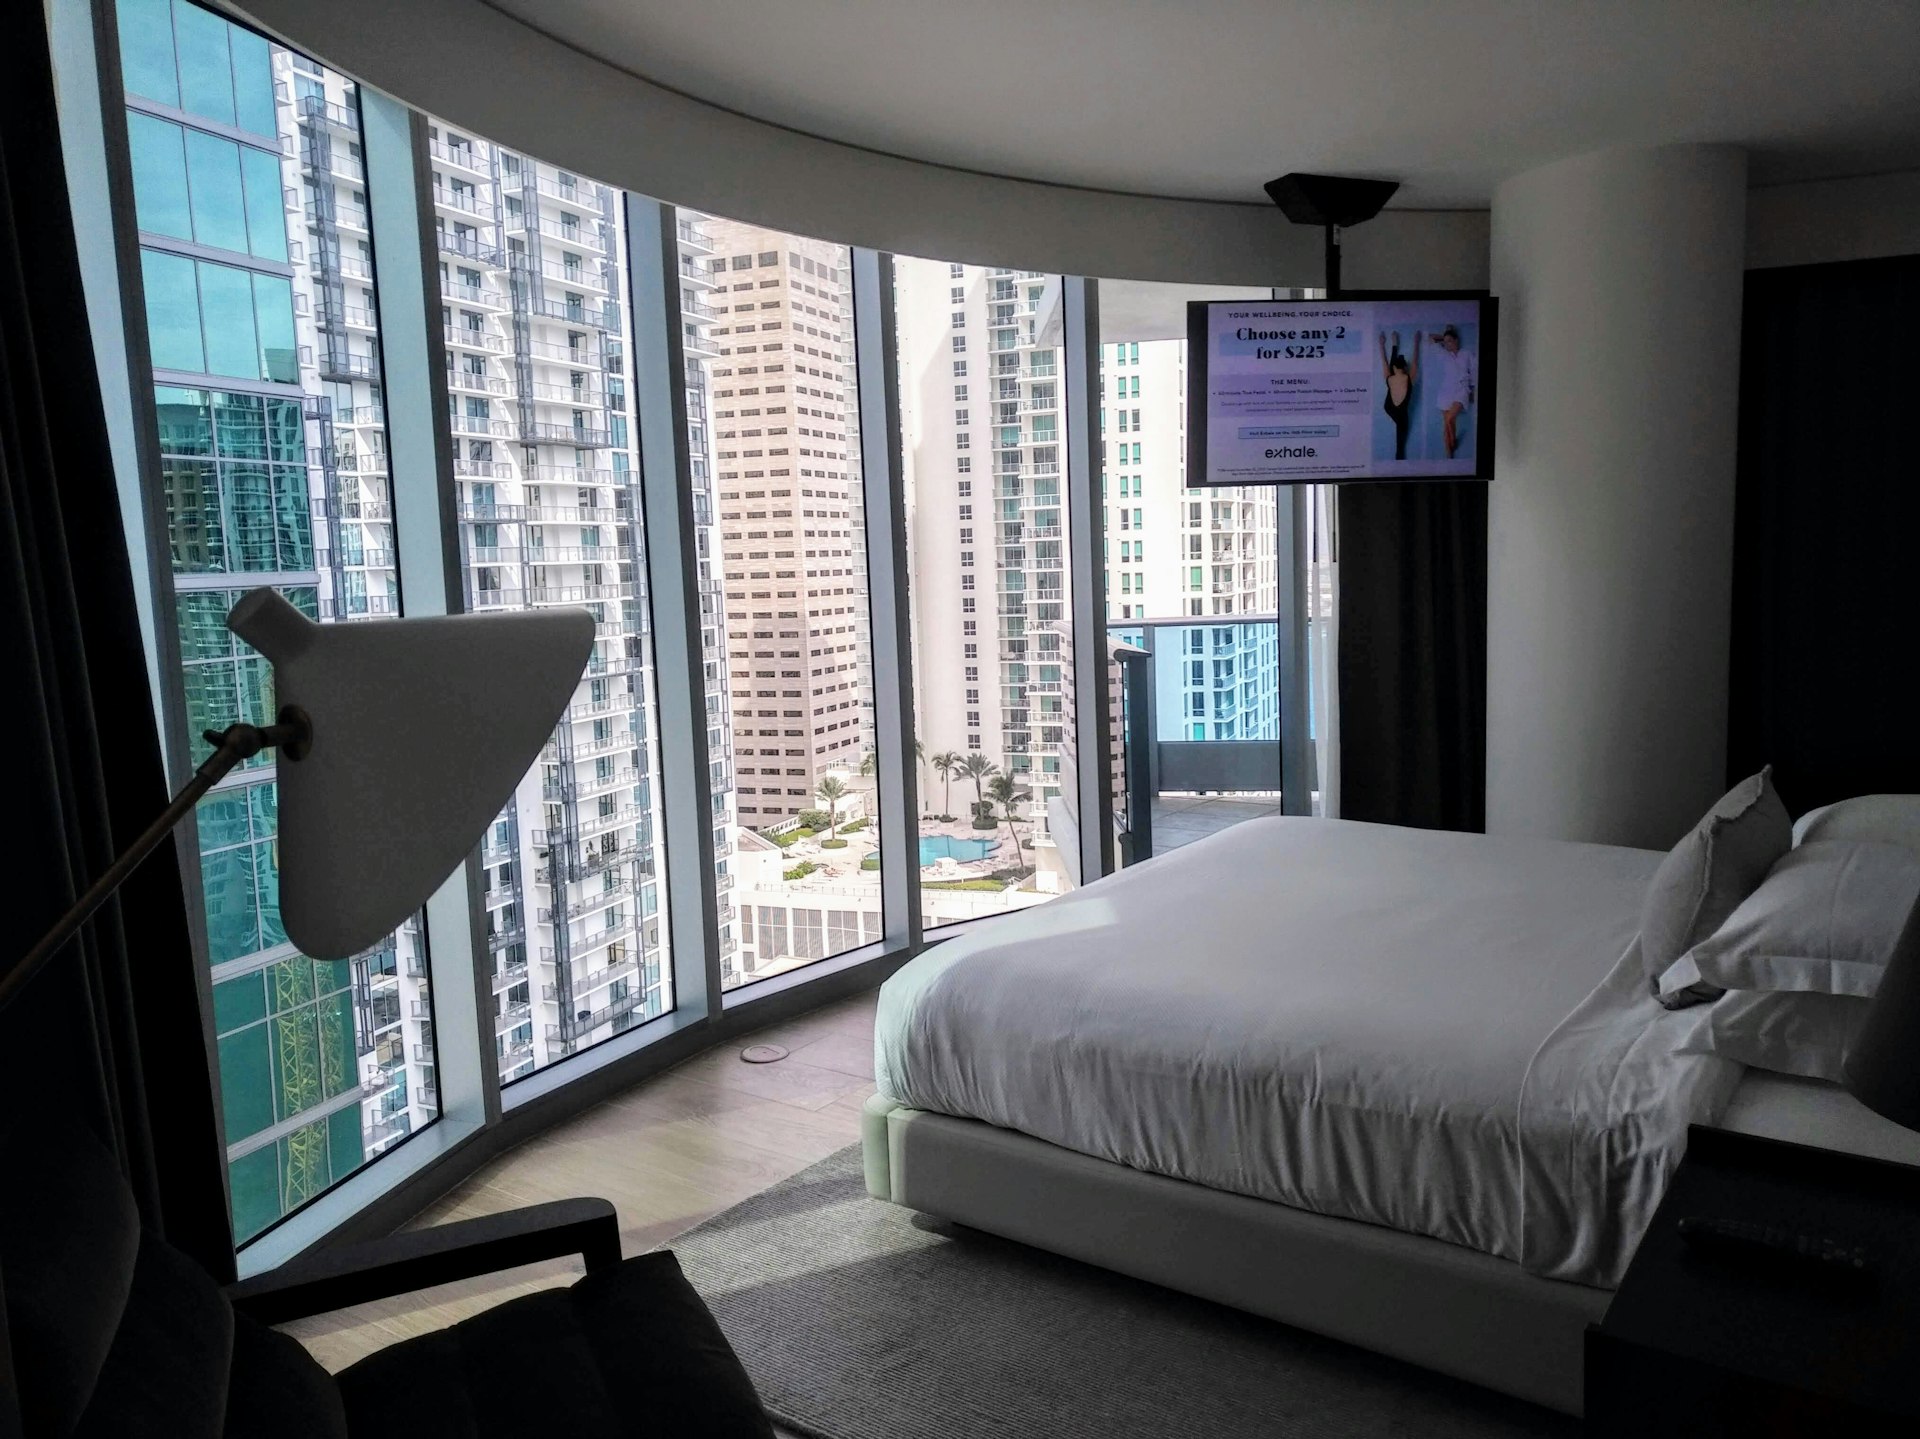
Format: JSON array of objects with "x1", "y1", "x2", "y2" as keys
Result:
[{"x1": 0, "y1": 1122, "x2": 773, "y2": 1438}]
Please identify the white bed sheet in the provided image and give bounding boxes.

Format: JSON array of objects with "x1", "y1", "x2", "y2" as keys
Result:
[{"x1": 876, "y1": 817, "x2": 1743, "y2": 1289}]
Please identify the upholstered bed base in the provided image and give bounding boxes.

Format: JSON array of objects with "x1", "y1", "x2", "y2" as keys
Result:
[{"x1": 862, "y1": 1095, "x2": 1607, "y2": 1416}]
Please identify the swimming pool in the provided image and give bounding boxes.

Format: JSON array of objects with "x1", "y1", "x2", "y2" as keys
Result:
[{"x1": 866, "y1": 835, "x2": 1000, "y2": 867}]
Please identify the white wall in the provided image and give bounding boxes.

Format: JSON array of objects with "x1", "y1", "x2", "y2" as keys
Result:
[
  {"x1": 1486, "y1": 143, "x2": 1748, "y2": 850},
  {"x1": 236, "y1": 0, "x2": 1488, "y2": 290}
]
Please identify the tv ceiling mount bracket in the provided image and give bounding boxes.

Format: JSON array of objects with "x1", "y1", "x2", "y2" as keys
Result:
[{"x1": 1263, "y1": 173, "x2": 1401, "y2": 299}]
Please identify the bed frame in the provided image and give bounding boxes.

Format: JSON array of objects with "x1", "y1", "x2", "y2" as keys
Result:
[{"x1": 862, "y1": 1079, "x2": 1920, "y2": 1418}]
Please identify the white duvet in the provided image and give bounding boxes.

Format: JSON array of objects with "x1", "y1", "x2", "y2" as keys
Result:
[{"x1": 875, "y1": 817, "x2": 1742, "y2": 1289}]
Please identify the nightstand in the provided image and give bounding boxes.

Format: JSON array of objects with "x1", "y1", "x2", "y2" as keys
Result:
[{"x1": 1586, "y1": 1125, "x2": 1920, "y2": 1435}]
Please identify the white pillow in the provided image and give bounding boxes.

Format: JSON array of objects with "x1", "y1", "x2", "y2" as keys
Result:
[
  {"x1": 1657, "y1": 839, "x2": 1920, "y2": 1001},
  {"x1": 1794, "y1": 795, "x2": 1920, "y2": 854},
  {"x1": 1670, "y1": 988, "x2": 1865, "y2": 1082}
]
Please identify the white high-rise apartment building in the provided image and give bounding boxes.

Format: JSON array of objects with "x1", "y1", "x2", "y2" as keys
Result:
[
  {"x1": 899, "y1": 263, "x2": 1067, "y2": 854},
  {"x1": 424, "y1": 120, "x2": 695, "y2": 1081},
  {"x1": 1104, "y1": 338, "x2": 1280, "y2": 742}
]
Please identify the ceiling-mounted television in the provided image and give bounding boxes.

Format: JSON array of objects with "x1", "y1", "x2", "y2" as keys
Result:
[{"x1": 1186, "y1": 293, "x2": 1497, "y2": 485}]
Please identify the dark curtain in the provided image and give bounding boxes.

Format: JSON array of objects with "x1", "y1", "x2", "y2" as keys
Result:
[
  {"x1": 1729, "y1": 255, "x2": 1920, "y2": 809},
  {"x1": 0, "y1": 4, "x2": 232, "y2": 1281},
  {"x1": 1335, "y1": 481, "x2": 1488, "y2": 831}
]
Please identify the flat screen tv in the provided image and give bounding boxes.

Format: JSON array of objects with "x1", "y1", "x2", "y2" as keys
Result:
[{"x1": 1186, "y1": 293, "x2": 1497, "y2": 485}]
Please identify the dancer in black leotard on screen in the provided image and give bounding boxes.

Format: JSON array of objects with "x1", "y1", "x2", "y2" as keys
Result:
[{"x1": 1379, "y1": 330, "x2": 1419, "y2": 460}]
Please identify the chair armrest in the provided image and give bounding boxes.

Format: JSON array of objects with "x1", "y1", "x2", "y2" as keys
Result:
[{"x1": 227, "y1": 1197, "x2": 621, "y2": 1325}]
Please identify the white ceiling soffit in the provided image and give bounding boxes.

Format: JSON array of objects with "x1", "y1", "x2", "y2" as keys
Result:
[
  {"x1": 487, "y1": 0, "x2": 1920, "y2": 207},
  {"x1": 236, "y1": 0, "x2": 1487, "y2": 285}
]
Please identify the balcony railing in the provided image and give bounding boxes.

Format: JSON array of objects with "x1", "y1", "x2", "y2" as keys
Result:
[{"x1": 1106, "y1": 617, "x2": 1298, "y2": 864}]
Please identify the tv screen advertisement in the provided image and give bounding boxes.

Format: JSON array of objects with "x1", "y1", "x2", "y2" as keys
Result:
[{"x1": 1186, "y1": 295, "x2": 1497, "y2": 485}]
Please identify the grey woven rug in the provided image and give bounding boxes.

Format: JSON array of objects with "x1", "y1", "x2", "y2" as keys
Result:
[{"x1": 672, "y1": 1145, "x2": 1577, "y2": 1439}]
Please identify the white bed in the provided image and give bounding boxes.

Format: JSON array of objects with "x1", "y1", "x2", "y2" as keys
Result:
[{"x1": 863, "y1": 816, "x2": 1919, "y2": 1414}]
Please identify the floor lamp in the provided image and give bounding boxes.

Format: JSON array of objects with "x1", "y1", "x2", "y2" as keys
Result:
[{"x1": 7, "y1": 588, "x2": 594, "y2": 1000}]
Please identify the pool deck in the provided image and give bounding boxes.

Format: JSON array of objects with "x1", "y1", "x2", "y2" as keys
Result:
[{"x1": 783, "y1": 812, "x2": 1029, "y2": 885}]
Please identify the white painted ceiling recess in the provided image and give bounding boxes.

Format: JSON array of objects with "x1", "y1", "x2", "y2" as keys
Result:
[
  {"x1": 234, "y1": 0, "x2": 1918, "y2": 283},
  {"x1": 488, "y1": 0, "x2": 1920, "y2": 206}
]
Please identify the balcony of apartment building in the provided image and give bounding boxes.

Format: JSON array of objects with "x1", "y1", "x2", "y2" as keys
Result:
[
  {"x1": 442, "y1": 275, "x2": 510, "y2": 310},
  {"x1": 436, "y1": 226, "x2": 508, "y2": 267},
  {"x1": 445, "y1": 369, "x2": 510, "y2": 399},
  {"x1": 443, "y1": 322, "x2": 508, "y2": 354},
  {"x1": 526, "y1": 376, "x2": 606, "y2": 409},
  {"x1": 1103, "y1": 616, "x2": 1294, "y2": 865},
  {"x1": 514, "y1": 251, "x2": 615, "y2": 295},
  {"x1": 307, "y1": 194, "x2": 369, "y2": 235},
  {"x1": 681, "y1": 320, "x2": 720, "y2": 361},
  {"x1": 294, "y1": 91, "x2": 356, "y2": 134},
  {"x1": 491, "y1": 953, "x2": 530, "y2": 992},
  {"x1": 492, "y1": 994, "x2": 533, "y2": 1037},
  {"x1": 430, "y1": 180, "x2": 493, "y2": 221},
  {"x1": 546, "y1": 949, "x2": 640, "y2": 1006},
  {"x1": 427, "y1": 137, "x2": 492, "y2": 177},
  {"x1": 447, "y1": 412, "x2": 514, "y2": 441},
  {"x1": 544, "y1": 986, "x2": 648, "y2": 1049},
  {"x1": 518, "y1": 417, "x2": 615, "y2": 449}
]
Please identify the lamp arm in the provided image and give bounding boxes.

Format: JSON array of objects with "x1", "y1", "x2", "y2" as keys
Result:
[{"x1": 2, "y1": 708, "x2": 312, "y2": 1012}]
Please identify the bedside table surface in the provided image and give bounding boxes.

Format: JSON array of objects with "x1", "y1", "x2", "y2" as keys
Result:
[{"x1": 1600, "y1": 1124, "x2": 1920, "y2": 1418}]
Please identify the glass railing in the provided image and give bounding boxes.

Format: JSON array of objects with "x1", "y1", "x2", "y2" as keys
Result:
[{"x1": 1106, "y1": 617, "x2": 1291, "y2": 864}]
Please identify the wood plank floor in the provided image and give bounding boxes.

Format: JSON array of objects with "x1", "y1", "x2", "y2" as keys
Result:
[{"x1": 283, "y1": 989, "x2": 880, "y2": 1377}]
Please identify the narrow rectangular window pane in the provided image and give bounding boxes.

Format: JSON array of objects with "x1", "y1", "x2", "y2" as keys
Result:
[
  {"x1": 227, "y1": 26, "x2": 277, "y2": 137},
  {"x1": 184, "y1": 129, "x2": 250, "y2": 254},
  {"x1": 251, "y1": 273, "x2": 297, "y2": 382},
  {"x1": 426, "y1": 116, "x2": 675, "y2": 1079},
  {"x1": 127, "y1": 112, "x2": 192, "y2": 240},
  {"x1": 117, "y1": 0, "x2": 180, "y2": 108},
  {"x1": 141, "y1": 248, "x2": 204, "y2": 371},
  {"x1": 118, "y1": 3, "x2": 434, "y2": 1246},
  {"x1": 677, "y1": 210, "x2": 881, "y2": 990},
  {"x1": 1096, "y1": 282, "x2": 1282, "y2": 856},
  {"x1": 240, "y1": 146, "x2": 289, "y2": 262},
  {"x1": 896, "y1": 257, "x2": 1071, "y2": 927},
  {"x1": 170, "y1": 0, "x2": 237, "y2": 127},
  {"x1": 196, "y1": 260, "x2": 259, "y2": 378}
]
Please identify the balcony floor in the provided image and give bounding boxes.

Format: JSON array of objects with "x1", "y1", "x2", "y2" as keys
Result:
[{"x1": 1149, "y1": 794, "x2": 1284, "y2": 853}]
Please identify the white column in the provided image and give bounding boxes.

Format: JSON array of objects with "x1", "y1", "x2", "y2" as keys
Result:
[{"x1": 1486, "y1": 144, "x2": 1747, "y2": 849}]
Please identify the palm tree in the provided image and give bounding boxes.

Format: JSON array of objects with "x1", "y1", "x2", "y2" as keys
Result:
[
  {"x1": 862, "y1": 741, "x2": 923, "y2": 783},
  {"x1": 930, "y1": 751, "x2": 961, "y2": 818},
  {"x1": 985, "y1": 773, "x2": 1029, "y2": 865},
  {"x1": 961, "y1": 753, "x2": 998, "y2": 821},
  {"x1": 815, "y1": 775, "x2": 849, "y2": 839}
]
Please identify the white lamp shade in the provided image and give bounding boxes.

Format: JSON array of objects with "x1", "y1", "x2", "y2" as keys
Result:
[{"x1": 227, "y1": 589, "x2": 594, "y2": 960}]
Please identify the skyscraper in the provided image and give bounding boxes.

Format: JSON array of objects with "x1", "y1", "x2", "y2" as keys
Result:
[
  {"x1": 701, "y1": 221, "x2": 871, "y2": 832},
  {"x1": 898, "y1": 262, "x2": 1068, "y2": 881},
  {"x1": 120, "y1": 0, "x2": 434, "y2": 1240},
  {"x1": 422, "y1": 118, "x2": 684, "y2": 1079},
  {"x1": 1102, "y1": 337, "x2": 1279, "y2": 742}
]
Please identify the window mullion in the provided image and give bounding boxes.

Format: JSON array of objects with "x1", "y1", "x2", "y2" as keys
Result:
[
  {"x1": 361, "y1": 90, "x2": 495, "y2": 1127},
  {"x1": 1063, "y1": 276, "x2": 1114, "y2": 881},
  {"x1": 623, "y1": 194, "x2": 723, "y2": 1020},
  {"x1": 852, "y1": 249, "x2": 919, "y2": 952}
]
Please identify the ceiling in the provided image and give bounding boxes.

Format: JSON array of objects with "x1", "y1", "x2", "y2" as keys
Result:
[{"x1": 483, "y1": 0, "x2": 1920, "y2": 208}]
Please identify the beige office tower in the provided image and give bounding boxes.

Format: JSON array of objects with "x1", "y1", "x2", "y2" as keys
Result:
[{"x1": 701, "y1": 220, "x2": 872, "y2": 832}]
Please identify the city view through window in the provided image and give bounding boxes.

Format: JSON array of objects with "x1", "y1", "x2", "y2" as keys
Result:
[
  {"x1": 120, "y1": 0, "x2": 434, "y2": 1241},
  {"x1": 898, "y1": 257, "x2": 1076, "y2": 926},
  {"x1": 107, "y1": 2, "x2": 1305, "y2": 1246}
]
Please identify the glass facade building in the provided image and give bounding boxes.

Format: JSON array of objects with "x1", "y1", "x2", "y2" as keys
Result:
[{"x1": 119, "y1": 0, "x2": 434, "y2": 1241}]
